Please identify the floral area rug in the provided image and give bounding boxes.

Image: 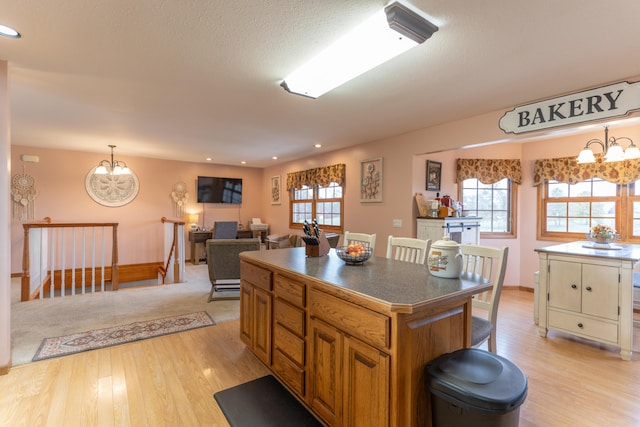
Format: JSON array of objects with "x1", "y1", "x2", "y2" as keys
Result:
[{"x1": 32, "y1": 311, "x2": 215, "y2": 361}]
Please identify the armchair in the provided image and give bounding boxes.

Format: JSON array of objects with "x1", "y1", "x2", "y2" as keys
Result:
[{"x1": 205, "y1": 238, "x2": 261, "y2": 301}]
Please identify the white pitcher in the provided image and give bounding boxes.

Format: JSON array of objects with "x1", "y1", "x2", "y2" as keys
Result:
[{"x1": 427, "y1": 237, "x2": 463, "y2": 278}]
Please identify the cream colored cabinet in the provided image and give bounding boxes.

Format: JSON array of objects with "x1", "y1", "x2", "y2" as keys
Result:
[
  {"x1": 547, "y1": 259, "x2": 619, "y2": 344},
  {"x1": 416, "y1": 217, "x2": 481, "y2": 244},
  {"x1": 536, "y1": 242, "x2": 640, "y2": 361}
]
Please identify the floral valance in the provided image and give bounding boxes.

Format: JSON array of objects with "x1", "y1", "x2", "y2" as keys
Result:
[
  {"x1": 286, "y1": 163, "x2": 346, "y2": 190},
  {"x1": 532, "y1": 155, "x2": 640, "y2": 185},
  {"x1": 456, "y1": 159, "x2": 522, "y2": 185}
]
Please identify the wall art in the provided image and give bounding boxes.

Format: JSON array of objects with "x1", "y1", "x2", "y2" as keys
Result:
[
  {"x1": 360, "y1": 157, "x2": 382, "y2": 202},
  {"x1": 426, "y1": 160, "x2": 441, "y2": 192}
]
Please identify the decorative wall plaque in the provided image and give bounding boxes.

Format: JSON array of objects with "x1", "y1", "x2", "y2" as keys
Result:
[
  {"x1": 85, "y1": 167, "x2": 139, "y2": 207},
  {"x1": 171, "y1": 181, "x2": 189, "y2": 217},
  {"x1": 11, "y1": 172, "x2": 38, "y2": 221}
]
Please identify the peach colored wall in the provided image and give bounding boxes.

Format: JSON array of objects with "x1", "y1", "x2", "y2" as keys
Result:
[
  {"x1": 10, "y1": 146, "x2": 264, "y2": 274},
  {"x1": 260, "y1": 116, "x2": 640, "y2": 290}
]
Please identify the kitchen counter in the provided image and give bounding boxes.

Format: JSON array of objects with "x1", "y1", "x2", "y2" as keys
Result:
[
  {"x1": 239, "y1": 247, "x2": 491, "y2": 426},
  {"x1": 240, "y1": 247, "x2": 489, "y2": 312}
]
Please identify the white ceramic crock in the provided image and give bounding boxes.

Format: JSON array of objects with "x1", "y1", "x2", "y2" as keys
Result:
[{"x1": 427, "y1": 237, "x2": 463, "y2": 278}]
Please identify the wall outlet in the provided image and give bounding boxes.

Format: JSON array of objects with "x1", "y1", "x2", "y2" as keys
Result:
[{"x1": 392, "y1": 219, "x2": 402, "y2": 228}]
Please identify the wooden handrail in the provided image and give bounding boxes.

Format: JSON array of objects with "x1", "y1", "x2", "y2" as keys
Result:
[
  {"x1": 159, "y1": 217, "x2": 186, "y2": 283},
  {"x1": 21, "y1": 219, "x2": 120, "y2": 300}
]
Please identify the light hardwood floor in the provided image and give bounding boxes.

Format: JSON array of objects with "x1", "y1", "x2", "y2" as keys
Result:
[{"x1": 1, "y1": 290, "x2": 639, "y2": 426}]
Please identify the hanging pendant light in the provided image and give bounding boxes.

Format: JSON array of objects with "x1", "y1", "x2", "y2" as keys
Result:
[{"x1": 94, "y1": 145, "x2": 132, "y2": 175}]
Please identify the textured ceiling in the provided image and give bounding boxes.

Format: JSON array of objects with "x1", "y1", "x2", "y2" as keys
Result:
[{"x1": 1, "y1": 0, "x2": 640, "y2": 167}]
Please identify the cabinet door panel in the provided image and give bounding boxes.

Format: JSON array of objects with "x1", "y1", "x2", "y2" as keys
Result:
[
  {"x1": 252, "y1": 286, "x2": 272, "y2": 364},
  {"x1": 343, "y1": 336, "x2": 389, "y2": 427},
  {"x1": 309, "y1": 319, "x2": 342, "y2": 426},
  {"x1": 582, "y1": 264, "x2": 619, "y2": 320},
  {"x1": 549, "y1": 260, "x2": 581, "y2": 311},
  {"x1": 240, "y1": 281, "x2": 252, "y2": 346}
]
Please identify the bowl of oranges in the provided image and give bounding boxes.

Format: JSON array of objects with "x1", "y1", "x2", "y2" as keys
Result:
[{"x1": 335, "y1": 244, "x2": 373, "y2": 265}]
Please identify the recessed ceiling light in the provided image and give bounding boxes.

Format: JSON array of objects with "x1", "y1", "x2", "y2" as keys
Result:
[
  {"x1": 205, "y1": 157, "x2": 212, "y2": 161},
  {"x1": 241, "y1": 161, "x2": 246, "y2": 165},
  {"x1": 0, "y1": 24, "x2": 21, "y2": 39},
  {"x1": 314, "y1": 144, "x2": 322, "y2": 148},
  {"x1": 272, "y1": 156, "x2": 278, "y2": 160}
]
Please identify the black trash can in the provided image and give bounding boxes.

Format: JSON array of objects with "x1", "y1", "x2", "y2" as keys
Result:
[{"x1": 426, "y1": 348, "x2": 528, "y2": 427}]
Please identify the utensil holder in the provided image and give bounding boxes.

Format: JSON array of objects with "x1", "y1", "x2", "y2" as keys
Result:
[{"x1": 304, "y1": 231, "x2": 331, "y2": 257}]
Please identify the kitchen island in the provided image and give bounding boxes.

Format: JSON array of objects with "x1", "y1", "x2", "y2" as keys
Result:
[
  {"x1": 536, "y1": 241, "x2": 640, "y2": 360},
  {"x1": 239, "y1": 247, "x2": 491, "y2": 427}
]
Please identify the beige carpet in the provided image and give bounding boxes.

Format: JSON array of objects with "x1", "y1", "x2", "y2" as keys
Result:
[{"x1": 11, "y1": 264, "x2": 239, "y2": 366}]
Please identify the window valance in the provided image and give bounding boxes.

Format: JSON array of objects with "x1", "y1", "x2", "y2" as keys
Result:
[
  {"x1": 286, "y1": 163, "x2": 346, "y2": 190},
  {"x1": 532, "y1": 155, "x2": 640, "y2": 185},
  {"x1": 456, "y1": 159, "x2": 522, "y2": 185}
]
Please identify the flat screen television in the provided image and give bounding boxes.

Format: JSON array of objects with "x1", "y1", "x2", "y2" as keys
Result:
[{"x1": 197, "y1": 176, "x2": 243, "y2": 204}]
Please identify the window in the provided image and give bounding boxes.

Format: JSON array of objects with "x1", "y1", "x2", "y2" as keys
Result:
[
  {"x1": 460, "y1": 178, "x2": 517, "y2": 238},
  {"x1": 290, "y1": 182, "x2": 343, "y2": 233},
  {"x1": 538, "y1": 178, "x2": 640, "y2": 242}
]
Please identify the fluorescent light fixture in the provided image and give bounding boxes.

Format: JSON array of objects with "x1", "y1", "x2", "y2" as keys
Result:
[
  {"x1": 0, "y1": 24, "x2": 21, "y2": 39},
  {"x1": 281, "y1": 1, "x2": 438, "y2": 98}
]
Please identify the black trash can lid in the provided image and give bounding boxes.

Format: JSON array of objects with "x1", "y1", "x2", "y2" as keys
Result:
[{"x1": 426, "y1": 348, "x2": 528, "y2": 414}]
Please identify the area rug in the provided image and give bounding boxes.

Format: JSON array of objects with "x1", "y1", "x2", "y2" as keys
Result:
[
  {"x1": 32, "y1": 311, "x2": 215, "y2": 361},
  {"x1": 214, "y1": 375, "x2": 323, "y2": 427}
]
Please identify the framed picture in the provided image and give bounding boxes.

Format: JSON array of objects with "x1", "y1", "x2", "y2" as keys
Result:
[
  {"x1": 426, "y1": 160, "x2": 441, "y2": 192},
  {"x1": 360, "y1": 157, "x2": 383, "y2": 202},
  {"x1": 270, "y1": 175, "x2": 281, "y2": 204}
]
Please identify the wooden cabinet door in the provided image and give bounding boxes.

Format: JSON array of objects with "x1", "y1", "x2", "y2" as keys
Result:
[
  {"x1": 239, "y1": 280, "x2": 252, "y2": 347},
  {"x1": 343, "y1": 336, "x2": 389, "y2": 427},
  {"x1": 252, "y1": 286, "x2": 272, "y2": 365},
  {"x1": 549, "y1": 260, "x2": 582, "y2": 312},
  {"x1": 581, "y1": 263, "x2": 619, "y2": 320},
  {"x1": 309, "y1": 318, "x2": 342, "y2": 426}
]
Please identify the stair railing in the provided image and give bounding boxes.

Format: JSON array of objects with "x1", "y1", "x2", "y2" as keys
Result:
[
  {"x1": 158, "y1": 217, "x2": 186, "y2": 284},
  {"x1": 21, "y1": 218, "x2": 119, "y2": 301}
]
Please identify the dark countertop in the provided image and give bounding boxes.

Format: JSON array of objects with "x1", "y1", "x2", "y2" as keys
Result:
[
  {"x1": 535, "y1": 241, "x2": 640, "y2": 262},
  {"x1": 240, "y1": 247, "x2": 490, "y2": 313}
]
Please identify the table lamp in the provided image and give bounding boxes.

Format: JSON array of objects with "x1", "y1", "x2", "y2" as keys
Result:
[{"x1": 188, "y1": 213, "x2": 199, "y2": 231}]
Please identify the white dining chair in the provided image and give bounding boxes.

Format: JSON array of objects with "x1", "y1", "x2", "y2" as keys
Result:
[
  {"x1": 385, "y1": 236, "x2": 430, "y2": 264},
  {"x1": 460, "y1": 244, "x2": 509, "y2": 354},
  {"x1": 344, "y1": 231, "x2": 377, "y2": 252}
]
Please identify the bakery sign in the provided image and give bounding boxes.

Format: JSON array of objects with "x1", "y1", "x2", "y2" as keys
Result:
[{"x1": 499, "y1": 81, "x2": 640, "y2": 134}]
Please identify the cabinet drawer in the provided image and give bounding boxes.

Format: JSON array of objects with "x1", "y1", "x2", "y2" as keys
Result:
[
  {"x1": 274, "y1": 274, "x2": 306, "y2": 307},
  {"x1": 272, "y1": 349, "x2": 305, "y2": 396},
  {"x1": 274, "y1": 323, "x2": 305, "y2": 365},
  {"x1": 309, "y1": 288, "x2": 390, "y2": 350},
  {"x1": 548, "y1": 310, "x2": 618, "y2": 344},
  {"x1": 240, "y1": 261, "x2": 272, "y2": 291},
  {"x1": 274, "y1": 299, "x2": 305, "y2": 337}
]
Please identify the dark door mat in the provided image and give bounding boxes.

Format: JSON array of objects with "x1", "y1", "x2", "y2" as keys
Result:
[{"x1": 214, "y1": 375, "x2": 323, "y2": 427}]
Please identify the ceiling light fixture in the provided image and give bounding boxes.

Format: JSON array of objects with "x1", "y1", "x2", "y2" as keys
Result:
[
  {"x1": 0, "y1": 24, "x2": 21, "y2": 39},
  {"x1": 576, "y1": 125, "x2": 640, "y2": 163},
  {"x1": 280, "y1": 1, "x2": 438, "y2": 99},
  {"x1": 94, "y1": 145, "x2": 132, "y2": 175}
]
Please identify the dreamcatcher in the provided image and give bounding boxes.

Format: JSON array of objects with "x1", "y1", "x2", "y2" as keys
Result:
[
  {"x1": 171, "y1": 181, "x2": 189, "y2": 217},
  {"x1": 11, "y1": 171, "x2": 38, "y2": 221}
]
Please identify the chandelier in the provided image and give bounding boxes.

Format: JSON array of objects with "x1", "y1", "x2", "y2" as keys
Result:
[
  {"x1": 94, "y1": 145, "x2": 131, "y2": 175},
  {"x1": 576, "y1": 125, "x2": 640, "y2": 164}
]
